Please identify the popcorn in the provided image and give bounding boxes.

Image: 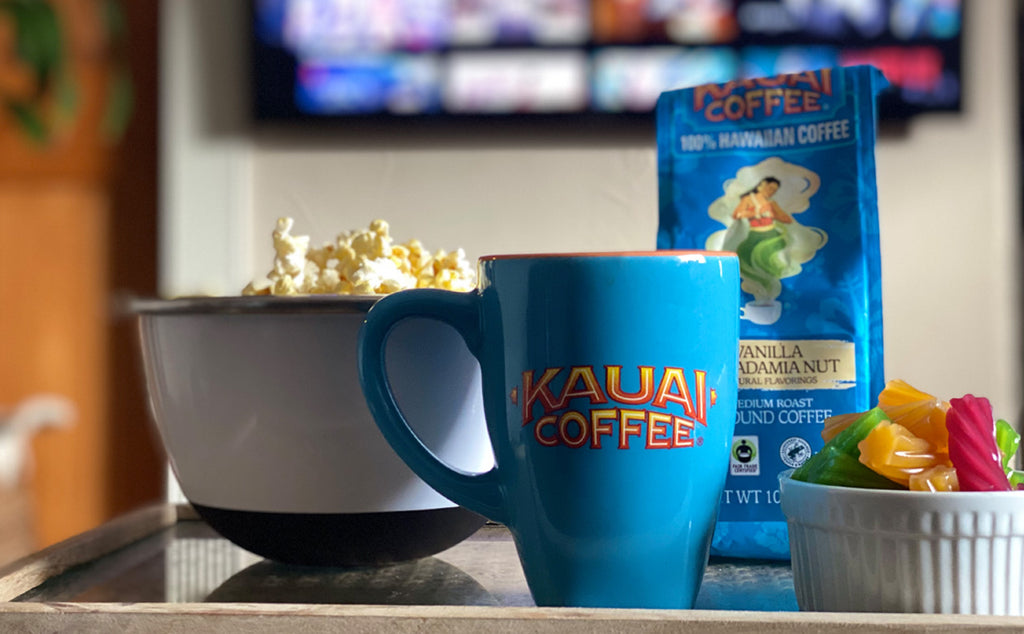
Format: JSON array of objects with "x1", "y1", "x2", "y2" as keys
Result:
[{"x1": 243, "y1": 218, "x2": 476, "y2": 296}]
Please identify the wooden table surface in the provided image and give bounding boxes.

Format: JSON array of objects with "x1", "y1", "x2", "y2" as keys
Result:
[{"x1": 0, "y1": 504, "x2": 1020, "y2": 632}]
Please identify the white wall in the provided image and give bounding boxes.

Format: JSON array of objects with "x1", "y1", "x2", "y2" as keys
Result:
[
  {"x1": 874, "y1": 1, "x2": 1019, "y2": 419},
  {"x1": 161, "y1": 1, "x2": 1021, "y2": 421},
  {"x1": 159, "y1": 0, "x2": 252, "y2": 297}
]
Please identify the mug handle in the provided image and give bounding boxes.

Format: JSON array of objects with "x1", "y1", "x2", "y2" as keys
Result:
[{"x1": 358, "y1": 289, "x2": 507, "y2": 525}]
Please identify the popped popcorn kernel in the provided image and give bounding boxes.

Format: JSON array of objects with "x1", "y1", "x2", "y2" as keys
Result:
[
  {"x1": 241, "y1": 279, "x2": 271, "y2": 296},
  {"x1": 272, "y1": 275, "x2": 299, "y2": 296},
  {"x1": 243, "y1": 218, "x2": 476, "y2": 296},
  {"x1": 271, "y1": 217, "x2": 309, "y2": 278}
]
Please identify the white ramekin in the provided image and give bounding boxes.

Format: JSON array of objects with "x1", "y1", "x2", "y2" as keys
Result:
[{"x1": 780, "y1": 473, "x2": 1024, "y2": 615}]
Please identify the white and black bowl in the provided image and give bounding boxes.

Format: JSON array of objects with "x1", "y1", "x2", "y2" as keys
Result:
[{"x1": 133, "y1": 296, "x2": 493, "y2": 567}]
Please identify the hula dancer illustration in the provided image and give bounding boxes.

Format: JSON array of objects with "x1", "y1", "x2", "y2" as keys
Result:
[
  {"x1": 707, "y1": 158, "x2": 827, "y2": 325},
  {"x1": 731, "y1": 176, "x2": 793, "y2": 309}
]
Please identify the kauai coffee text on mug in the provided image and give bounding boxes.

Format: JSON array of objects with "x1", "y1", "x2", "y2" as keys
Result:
[{"x1": 516, "y1": 365, "x2": 717, "y2": 450}]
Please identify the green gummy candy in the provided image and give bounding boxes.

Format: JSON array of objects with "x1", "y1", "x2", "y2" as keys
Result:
[
  {"x1": 1010, "y1": 470, "x2": 1024, "y2": 489},
  {"x1": 829, "y1": 407, "x2": 891, "y2": 459},
  {"x1": 995, "y1": 419, "x2": 1020, "y2": 474},
  {"x1": 791, "y1": 407, "x2": 891, "y2": 485},
  {"x1": 791, "y1": 445, "x2": 903, "y2": 489}
]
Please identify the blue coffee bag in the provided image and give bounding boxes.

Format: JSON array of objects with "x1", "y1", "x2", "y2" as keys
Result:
[{"x1": 656, "y1": 66, "x2": 887, "y2": 559}]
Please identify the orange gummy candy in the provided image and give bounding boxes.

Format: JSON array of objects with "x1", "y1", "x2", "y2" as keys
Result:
[
  {"x1": 824, "y1": 379, "x2": 950, "y2": 446},
  {"x1": 909, "y1": 465, "x2": 960, "y2": 492},
  {"x1": 876, "y1": 378, "x2": 934, "y2": 404},
  {"x1": 857, "y1": 420, "x2": 949, "y2": 487},
  {"x1": 877, "y1": 379, "x2": 949, "y2": 453},
  {"x1": 821, "y1": 400, "x2": 949, "y2": 448}
]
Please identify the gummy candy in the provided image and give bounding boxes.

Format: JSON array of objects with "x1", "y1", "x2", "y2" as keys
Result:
[
  {"x1": 791, "y1": 445, "x2": 902, "y2": 489},
  {"x1": 908, "y1": 465, "x2": 959, "y2": 492},
  {"x1": 820, "y1": 411, "x2": 863, "y2": 443},
  {"x1": 878, "y1": 378, "x2": 950, "y2": 452},
  {"x1": 996, "y1": 419, "x2": 1020, "y2": 474},
  {"x1": 821, "y1": 380, "x2": 948, "y2": 451},
  {"x1": 791, "y1": 408, "x2": 897, "y2": 488},
  {"x1": 946, "y1": 395, "x2": 1012, "y2": 492},
  {"x1": 876, "y1": 378, "x2": 934, "y2": 405},
  {"x1": 1011, "y1": 471, "x2": 1024, "y2": 489},
  {"x1": 879, "y1": 399, "x2": 949, "y2": 454},
  {"x1": 824, "y1": 407, "x2": 889, "y2": 458},
  {"x1": 857, "y1": 420, "x2": 946, "y2": 487},
  {"x1": 797, "y1": 384, "x2": 1023, "y2": 493}
]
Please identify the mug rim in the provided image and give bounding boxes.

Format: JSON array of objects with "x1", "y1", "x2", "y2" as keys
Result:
[{"x1": 480, "y1": 250, "x2": 737, "y2": 261}]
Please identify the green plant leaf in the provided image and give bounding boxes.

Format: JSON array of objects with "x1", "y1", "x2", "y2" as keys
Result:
[
  {"x1": 4, "y1": 99, "x2": 49, "y2": 142},
  {"x1": 0, "y1": 0, "x2": 134, "y2": 145},
  {"x1": 0, "y1": 0, "x2": 64, "y2": 95}
]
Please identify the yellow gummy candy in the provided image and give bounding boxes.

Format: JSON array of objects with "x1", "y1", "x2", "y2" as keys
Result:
[
  {"x1": 857, "y1": 420, "x2": 948, "y2": 487},
  {"x1": 909, "y1": 464, "x2": 960, "y2": 492},
  {"x1": 882, "y1": 399, "x2": 949, "y2": 454}
]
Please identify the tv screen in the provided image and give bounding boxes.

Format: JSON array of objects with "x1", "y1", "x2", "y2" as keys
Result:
[{"x1": 252, "y1": 0, "x2": 964, "y2": 123}]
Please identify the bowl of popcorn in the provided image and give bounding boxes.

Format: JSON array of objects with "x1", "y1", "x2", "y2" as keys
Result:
[
  {"x1": 134, "y1": 219, "x2": 494, "y2": 566},
  {"x1": 780, "y1": 380, "x2": 1024, "y2": 615}
]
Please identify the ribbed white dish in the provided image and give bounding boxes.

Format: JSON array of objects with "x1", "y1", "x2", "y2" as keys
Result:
[{"x1": 780, "y1": 474, "x2": 1024, "y2": 615}]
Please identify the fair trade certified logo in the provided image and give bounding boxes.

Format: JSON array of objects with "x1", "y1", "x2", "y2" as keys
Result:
[{"x1": 730, "y1": 436, "x2": 759, "y2": 476}]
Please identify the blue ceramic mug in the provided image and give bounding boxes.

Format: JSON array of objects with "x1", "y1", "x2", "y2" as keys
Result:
[{"x1": 358, "y1": 251, "x2": 740, "y2": 608}]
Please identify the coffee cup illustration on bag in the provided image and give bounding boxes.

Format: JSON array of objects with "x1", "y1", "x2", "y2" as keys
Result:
[{"x1": 707, "y1": 157, "x2": 828, "y2": 325}]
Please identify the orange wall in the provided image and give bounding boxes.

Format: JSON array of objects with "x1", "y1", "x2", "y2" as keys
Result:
[
  {"x1": 0, "y1": 0, "x2": 161, "y2": 553},
  {"x1": 0, "y1": 187, "x2": 111, "y2": 546}
]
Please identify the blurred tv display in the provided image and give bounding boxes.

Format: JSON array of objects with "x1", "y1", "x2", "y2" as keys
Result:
[{"x1": 252, "y1": 0, "x2": 964, "y2": 122}]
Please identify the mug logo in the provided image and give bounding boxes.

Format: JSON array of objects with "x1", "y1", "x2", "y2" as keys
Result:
[{"x1": 518, "y1": 365, "x2": 716, "y2": 450}]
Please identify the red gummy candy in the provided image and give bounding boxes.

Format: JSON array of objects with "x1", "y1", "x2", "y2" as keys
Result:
[{"x1": 946, "y1": 395, "x2": 1012, "y2": 492}]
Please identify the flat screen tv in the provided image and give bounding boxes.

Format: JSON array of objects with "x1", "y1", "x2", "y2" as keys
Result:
[{"x1": 252, "y1": 0, "x2": 964, "y2": 124}]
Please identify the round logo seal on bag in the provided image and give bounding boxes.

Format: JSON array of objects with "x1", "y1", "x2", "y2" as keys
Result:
[{"x1": 780, "y1": 437, "x2": 811, "y2": 468}]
